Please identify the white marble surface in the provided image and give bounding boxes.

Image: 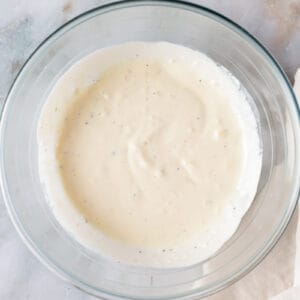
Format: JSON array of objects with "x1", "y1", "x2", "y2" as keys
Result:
[{"x1": 0, "y1": 1, "x2": 300, "y2": 299}]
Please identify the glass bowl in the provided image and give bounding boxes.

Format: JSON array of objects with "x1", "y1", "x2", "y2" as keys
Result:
[{"x1": 1, "y1": 1, "x2": 299, "y2": 299}]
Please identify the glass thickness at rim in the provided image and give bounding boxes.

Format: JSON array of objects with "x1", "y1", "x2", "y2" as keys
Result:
[{"x1": 1, "y1": 1, "x2": 299, "y2": 299}]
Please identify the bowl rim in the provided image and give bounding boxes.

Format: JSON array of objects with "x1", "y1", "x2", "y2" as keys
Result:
[{"x1": 1, "y1": 0, "x2": 299, "y2": 299}]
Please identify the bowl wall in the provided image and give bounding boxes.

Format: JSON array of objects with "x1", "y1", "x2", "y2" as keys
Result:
[{"x1": 1, "y1": 1, "x2": 299, "y2": 299}]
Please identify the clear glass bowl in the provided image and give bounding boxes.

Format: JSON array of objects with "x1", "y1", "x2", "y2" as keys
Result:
[{"x1": 1, "y1": 1, "x2": 299, "y2": 299}]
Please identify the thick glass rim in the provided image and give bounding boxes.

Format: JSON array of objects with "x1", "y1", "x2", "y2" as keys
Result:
[{"x1": 1, "y1": 1, "x2": 299, "y2": 299}]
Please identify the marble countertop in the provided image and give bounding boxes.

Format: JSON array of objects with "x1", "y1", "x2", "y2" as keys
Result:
[{"x1": 1, "y1": 1, "x2": 299, "y2": 299}]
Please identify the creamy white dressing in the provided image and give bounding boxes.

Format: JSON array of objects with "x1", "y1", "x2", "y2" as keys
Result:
[{"x1": 38, "y1": 42, "x2": 261, "y2": 267}]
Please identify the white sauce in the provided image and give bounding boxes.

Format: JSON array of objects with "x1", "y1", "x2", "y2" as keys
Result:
[{"x1": 38, "y1": 42, "x2": 261, "y2": 267}]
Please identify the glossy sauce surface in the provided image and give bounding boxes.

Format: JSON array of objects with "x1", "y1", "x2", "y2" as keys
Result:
[{"x1": 38, "y1": 42, "x2": 261, "y2": 267}]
